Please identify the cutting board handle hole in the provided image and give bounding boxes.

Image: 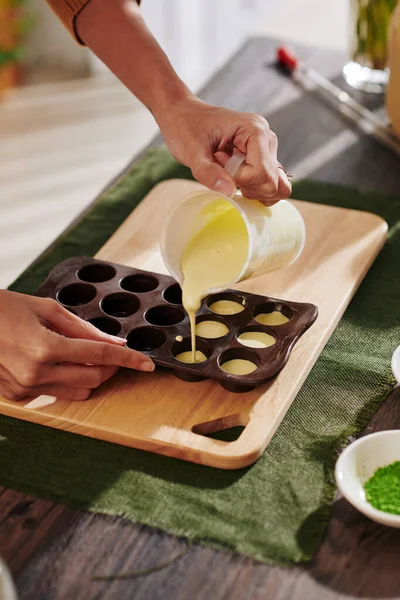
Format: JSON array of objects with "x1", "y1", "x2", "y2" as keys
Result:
[{"x1": 192, "y1": 413, "x2": 249, "y2": 443}]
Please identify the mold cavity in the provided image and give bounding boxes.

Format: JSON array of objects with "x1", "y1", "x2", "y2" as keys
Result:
[
  {"x1": 237, "y1": 327, "x2": 276, "y2": 349},
  {"x1": 89, "y1": 317, "x2": 121, "y2": 336},
  {"x1": 171, "y1": 338, "x2": 212, "y2": 364},
  {"x1": 127, "y1": 327, "x2": 166, "y2": 352},
  {"x1": 208, "y1": 293, "x2": 246, "y2": 315},
  {"x1": 219, "y1": 348, "x2": 260, "y2": 376},
  {"x1": 101, "y1": 292, "x2": 140, "y2": 318},
  {"x1": 121, "y1": 273, "x2": 158, "y2": 293},
  {"x1": 253, "y1": 302, "x2": 292, "y2": 326},
  {"x1": 196, "y1": 317, "x2": 229, "y2": 339},
  {"x1": 163, "y1": 283, "x2": 182, "y2": 305},
  {"x1": 57, "y1": 283, "x2": 96, "y2": 307},
  {"x1": 145, "y1": 305, "x2": 184, "y2": 327},
  {"x1": 78, "y1": 263, "x2": 116, "y2": 283}
]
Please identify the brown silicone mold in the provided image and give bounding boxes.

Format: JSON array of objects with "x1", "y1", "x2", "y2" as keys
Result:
[{"x1": 35, "y1": 257, "x2": 318, "y2": 393}]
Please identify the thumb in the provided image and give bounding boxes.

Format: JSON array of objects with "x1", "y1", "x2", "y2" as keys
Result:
[
  {"x1": 192, "y1": 157, "x2": 236, "y2": 197},
  {"x1": 39, "y1": 299, "x2": 126, "y2": 345}
]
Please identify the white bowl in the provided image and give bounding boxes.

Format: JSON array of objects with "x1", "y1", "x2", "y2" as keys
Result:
[
  {"x1": 335, "y1": 430, "x2": 400, "y2": 527},
  {"x1": 392, "y1": 345, "x2": 400, "y2": 383}
]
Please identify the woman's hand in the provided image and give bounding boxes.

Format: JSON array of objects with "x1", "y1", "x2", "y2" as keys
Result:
[
  {"x1": 0, "y1": 291, "x2": 154, "y2": 402},
  {"x1": 156, "y1": 97, "x2": 292, "y2": 205}
]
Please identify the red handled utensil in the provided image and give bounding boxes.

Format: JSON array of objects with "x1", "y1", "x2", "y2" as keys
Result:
[{"x1": 276, "y1": 45, "x2": 400, "y2": 159}]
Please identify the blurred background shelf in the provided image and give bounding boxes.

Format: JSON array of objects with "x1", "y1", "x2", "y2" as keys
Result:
[{"x1": 24, "y1": 0, "x2": 348, "y2": 88}]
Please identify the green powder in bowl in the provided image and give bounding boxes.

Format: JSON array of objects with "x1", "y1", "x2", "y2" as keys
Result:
[{"x1": 364, "y1": 461, "x2": 400, "y2": 515}]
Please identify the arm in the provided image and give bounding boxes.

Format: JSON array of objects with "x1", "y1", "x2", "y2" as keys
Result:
[{"x1": 55, "y1": 0, "x2": 291, "y2": 203}]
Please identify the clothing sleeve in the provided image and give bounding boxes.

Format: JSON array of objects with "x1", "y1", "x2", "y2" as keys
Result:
[{"x1": 46, "y1": 0, "x2": 141, "y2": 45}]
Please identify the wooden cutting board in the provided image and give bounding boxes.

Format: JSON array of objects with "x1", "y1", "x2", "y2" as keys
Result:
[{"x1": 0, "y1": 180, "x2": 388, "y2": 469}]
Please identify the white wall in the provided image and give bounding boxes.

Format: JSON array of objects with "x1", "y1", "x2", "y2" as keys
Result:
[
  {"x1": 89, "y1": 0, "x2": 273, "y2": 91},
  {"x1": 253, "y1": 0, "x2": 348, "y2": 52},
  {"x1": 140, "y1": 0, "x2": 271, "y2": 89}
]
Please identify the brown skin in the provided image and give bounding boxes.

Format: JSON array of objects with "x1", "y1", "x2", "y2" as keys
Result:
[
  {"x1": 156, "y1": 97, "x2": 289, "y2": 203},
  {"x1": 0, "y1": 292, "x2": 154, "y2": 402},
  {"x1": 0, "y1": 0, "x2": 290, "y2": 402}
]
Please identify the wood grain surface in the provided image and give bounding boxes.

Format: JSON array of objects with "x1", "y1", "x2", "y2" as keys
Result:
[
  {"x1": 2, "y1": 38, "x2": 400, "y2": 599},
  {"x1": 0, "y1": 180, "x2": 387, "y2": 469}
]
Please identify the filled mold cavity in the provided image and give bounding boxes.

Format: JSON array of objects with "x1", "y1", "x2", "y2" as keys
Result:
[
  {"x1": 127, "y1": 326, "x2": 166, "y2": 352},
  {"x1": 237, "y1": 326, "x2": 276, "y2": 349},
  {"x1": 196, "y1": 315, "x2": 229, "y2": 339},
  {"x1": 219, "y1": 348, "x2": 260, "y2": 376},
  {"x1": 89, "y1": 317, "x2": 121, "y2": 336},
  {"x1": 78, "y1": 263, "x2": 116, "y2": 283},
  {"x1": 253, "y1": 302, "x2": 292, "y2": 326},
  {"x1": 101, "y1": 292, "x2": 140, "y2": 318},
  {"x1": 121, "y1": 273, "x2": 158, "y2": 293},
  {"x1": 145, "y1": 305, "x2": 184, "y2": 327},
  {"x1": 171, "y1": 337, "x2": 212, "y2": 364},
  {"x1": 207, "y1": 292, "x2": 247, "y2": 316},
  {"x1": 163, "y1": 283, "x2": 183, "y2": 305},
  {"x1": 57, "y1": 283, "x2": 97, "y2": 307}
]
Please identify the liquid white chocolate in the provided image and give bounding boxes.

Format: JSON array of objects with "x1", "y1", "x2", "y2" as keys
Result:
[
  {"x1": 175, "y1": 350, "x2": 207, "y2": 364},
  {"x1": 255, "y1": 311, "x2": 289, "y2": 326},
  {"x1": 237, "y1": 331, "x2": 275, "y2": 349},
  {"x1": 196, "y1": 320, "x2": 229, "y2": 339},
  {"x1": 209, "y1": 299, "x2": 245, "y2": 316},
  {"x1": 221, "y1": 359, "x2": 257, "y2": 375},
  {"x1": 181, "y1": 200, "x2": 248, "y2": 360}
]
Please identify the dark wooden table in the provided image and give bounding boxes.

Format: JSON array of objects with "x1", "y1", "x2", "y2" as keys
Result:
[{"x1": 2, "y1": 37, "x2": 400, "y2": 600}]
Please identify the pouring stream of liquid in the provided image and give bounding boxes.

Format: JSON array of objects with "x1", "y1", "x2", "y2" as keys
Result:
[{"x1": 181, "y1": 200, "x2": 249, "y2": 363}]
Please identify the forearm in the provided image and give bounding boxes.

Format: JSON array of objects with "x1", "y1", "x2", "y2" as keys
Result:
[{"x1": 76, "y1": 0, "x2": 195, "y2": 119}]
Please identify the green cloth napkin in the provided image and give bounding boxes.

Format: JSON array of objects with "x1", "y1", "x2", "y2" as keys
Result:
[{"x1": 2, "y1": 147, "x2": 399, "y2": 565}]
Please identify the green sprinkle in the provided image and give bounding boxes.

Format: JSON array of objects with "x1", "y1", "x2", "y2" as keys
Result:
[{"x1": 364, "y1": 461, "x2": 400, "y2": 515}]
